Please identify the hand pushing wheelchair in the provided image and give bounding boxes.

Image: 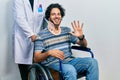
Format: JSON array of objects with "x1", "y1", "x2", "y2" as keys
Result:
[{"x1": 28, "y1": 45, "x2": 94, "y2": 80}]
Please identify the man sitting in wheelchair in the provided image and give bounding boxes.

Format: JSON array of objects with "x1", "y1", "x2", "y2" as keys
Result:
[{"x1": 33, "y1": 3, "x2": 99, "y2": 80}]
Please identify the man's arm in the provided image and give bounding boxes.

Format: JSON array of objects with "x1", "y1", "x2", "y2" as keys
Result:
[
  {"x1": 13, "y1": 0, "x2": 35, "y2": 39},
  {"x1": 76, "y1": 36, "x2": 87, "y2": 47},
  {"x1": 33, "y1": 49, "x2": 64, "y2": 63},
  {"x1": 69, "y1": 21, "x2": 87, "y2": 47}
]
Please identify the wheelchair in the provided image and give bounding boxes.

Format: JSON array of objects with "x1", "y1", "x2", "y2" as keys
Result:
[{"x1": 28, "y1": 46, "x2": 94, "y2": 80}]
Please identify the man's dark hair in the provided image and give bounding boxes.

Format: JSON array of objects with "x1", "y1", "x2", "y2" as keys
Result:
[{"x1": 45, "y1": 3, "x2": 65, "y2": 20}]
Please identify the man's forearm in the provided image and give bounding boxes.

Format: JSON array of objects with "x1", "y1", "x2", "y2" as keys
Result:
[{"x1": 33, "y1": 51, "x2": 50, "y2": 63}]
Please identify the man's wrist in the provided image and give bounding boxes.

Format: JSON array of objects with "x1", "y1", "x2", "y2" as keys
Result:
[{"x1": 78, "y1": 35, "x2": 85, "y2": 41}]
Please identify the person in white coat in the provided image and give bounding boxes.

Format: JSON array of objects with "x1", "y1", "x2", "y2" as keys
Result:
[{"x1": 12, "y1": 0, "x2": 58, "y2": 80}]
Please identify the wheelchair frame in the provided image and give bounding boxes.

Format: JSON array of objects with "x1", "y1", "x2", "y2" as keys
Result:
[{"x1": 28, "y1": 46, "x2": 94, "y2": 80}]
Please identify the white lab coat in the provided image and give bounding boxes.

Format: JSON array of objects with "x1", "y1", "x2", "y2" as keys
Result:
[
  {"x1": 12, "y1": 0, "x2": 52, "y2": 64},
  {"x1": 13, "y1": 0, "x2": 60, "y2": 64}
]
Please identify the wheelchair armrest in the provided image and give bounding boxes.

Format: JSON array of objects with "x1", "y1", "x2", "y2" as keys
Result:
[
  {"x1": 71, "y1": 46, "x2": 94, "y2": 58},
  {"x1": 72, "y1": 46, "x2": 91, "y2": 51}
]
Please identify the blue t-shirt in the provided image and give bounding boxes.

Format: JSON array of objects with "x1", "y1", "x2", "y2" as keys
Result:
[{"x1": 34, "y1": 27, "x2": 78, "y2": 66}]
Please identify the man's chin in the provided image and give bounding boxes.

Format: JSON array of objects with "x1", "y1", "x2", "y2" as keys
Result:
[{"x1": 54, "y1": 24, "x2": 60, "y2": 27}]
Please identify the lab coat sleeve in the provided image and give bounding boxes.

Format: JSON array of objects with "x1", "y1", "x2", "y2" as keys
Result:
[{"x1": 13, "y1": 0, "x2": 34, "y2": 38}]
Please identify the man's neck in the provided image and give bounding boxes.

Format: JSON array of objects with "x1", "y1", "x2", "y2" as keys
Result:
[
  {"x1": 48, "y1": 26, "x2": 61, "y2": 35},
  {"x1": 54, "y1": 26, "x2": 59, "y2": 30}
]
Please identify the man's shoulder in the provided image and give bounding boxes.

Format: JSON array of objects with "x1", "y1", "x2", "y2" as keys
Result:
[
  {"x1": 61, "y1": 26, "x2": 71, "y2": 32},
  {"x1": 37, "y1": 28, "x2": 50, "y2": 39},
  {"x1": 38, "y1": 28, "x2": 49, "y2": 35}
]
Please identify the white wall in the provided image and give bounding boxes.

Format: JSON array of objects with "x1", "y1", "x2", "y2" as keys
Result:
[
  {"x1": 0, "y1": 0, "x2": 20, "y2": 80},
  {"x1": 0, "y1": 0, "x2": 120, "y2": 80}
]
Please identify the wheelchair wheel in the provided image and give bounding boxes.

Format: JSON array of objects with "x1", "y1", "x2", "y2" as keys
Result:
[{"x1": 28, "y1": 63, "x2": 49, "y2": 80}]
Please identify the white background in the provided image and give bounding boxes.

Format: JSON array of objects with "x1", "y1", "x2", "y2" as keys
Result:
[{"x1": 0, "y1": 0, "x2": 120, "y2": 80}]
